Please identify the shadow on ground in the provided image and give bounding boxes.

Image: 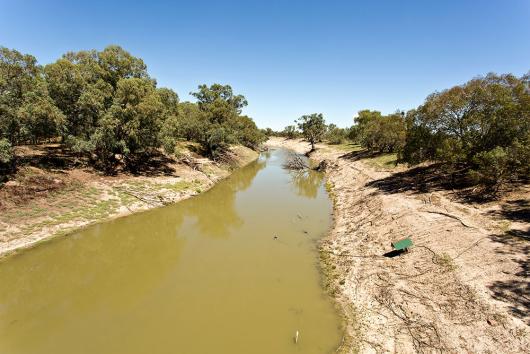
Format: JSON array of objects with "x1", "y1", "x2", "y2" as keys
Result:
[
  {"x1": 364, "y1": 162, "x2": 474, "y2": 195},
  {"x1": 488, "y1": 230, "x2": 530, "y2": 325},
  {"x1": 16, "y1": 144, "x2": 84, "y2": 172},
  {"x1": 486, "y1": 199, "x2": 530, "y2": 224},
  {"x1": 13, "y1": 144, "x2": 178, "y2": 177},
  {"x1": 126, "y1": 151, "x2": 177, "y2": 177},
  {"x1": 339, "y1": 149, "x2": 381, "y2": 161}
]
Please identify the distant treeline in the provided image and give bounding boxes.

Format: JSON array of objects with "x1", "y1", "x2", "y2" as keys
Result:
[
  {"x1": 0, "y1": 45, "x2": 266, "y2": 172},
  {"x1": 277, "y1": 72, "x2": 530, "y2": 192}
]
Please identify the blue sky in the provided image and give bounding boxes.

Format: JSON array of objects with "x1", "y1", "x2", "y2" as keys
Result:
[{"x1": 1, "y1": 0, "x2": 529, "y2": 129}]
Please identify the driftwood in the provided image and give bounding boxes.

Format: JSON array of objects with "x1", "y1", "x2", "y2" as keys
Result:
[{"x1": 283, "y1": 152, "x2": 308, "y2": 170}]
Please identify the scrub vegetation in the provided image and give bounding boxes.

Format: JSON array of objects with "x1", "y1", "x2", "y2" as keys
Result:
[
  {"x1": 274, "y1": 72, "x2": 530, "y2": 197},
  {"x1": 0, "y1": 45, "x2": 265, "y2": 175}
]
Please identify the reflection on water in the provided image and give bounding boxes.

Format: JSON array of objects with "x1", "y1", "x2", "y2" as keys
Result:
[
  {"x1": 290, "y1": 170, "x2": 324, "y2": 199},
  {"x1": 0, "y1": 148, "x2": 341, "y2": 354},
  {"x1": 182, "y1": 157, "x2": 266, "y2": 238}
]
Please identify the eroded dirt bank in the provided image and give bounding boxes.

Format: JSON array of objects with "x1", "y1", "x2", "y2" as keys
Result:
[
  {"x1": 267, "y1": 137, "x2": 530, "y2": 353},
  {"x1": 0, "y1": 145, "x2": 258, "y2": 258}
]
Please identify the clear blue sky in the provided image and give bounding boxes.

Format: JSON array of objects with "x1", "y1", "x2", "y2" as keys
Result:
[{"x1": 1, "y1": 0, "x2": 529, "y2": 129}]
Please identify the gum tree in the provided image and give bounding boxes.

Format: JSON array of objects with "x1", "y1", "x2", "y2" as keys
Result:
[{"x1": 296, "y1": 113, "x2": 327, "y2": 151}]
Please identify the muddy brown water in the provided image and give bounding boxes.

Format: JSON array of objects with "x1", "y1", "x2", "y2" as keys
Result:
[{"x1": 0, "y1": 149, "x2": 342, "y2": 354}]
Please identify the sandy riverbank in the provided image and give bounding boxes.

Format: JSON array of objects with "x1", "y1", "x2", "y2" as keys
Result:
[
  {"x1": 0, "y1": 145, "x2": 258, "y2": 259},
  {"x1": 266, "y1": 137, "x2": 530, "y2": 353}
]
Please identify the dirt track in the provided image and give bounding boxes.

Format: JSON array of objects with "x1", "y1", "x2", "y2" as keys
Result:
[{"x1": 267, "y1": 137, "x2": 530, "y2": 353}]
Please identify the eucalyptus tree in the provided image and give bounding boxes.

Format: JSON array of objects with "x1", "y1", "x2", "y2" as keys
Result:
[
  {"x1": 191, "y1": 83, "x2": 247, "y2": 119},
  {"x1": 44, "y1": 46, "x2": 150, "y2": 144},
  {"x1": 325, "y1": 123, "x2": 346, "y2": 144},
  {"x1": 282, "y1": 125, "x2": 298, "y2": 139},
  {"x1": 92, "y1": 77, "x2": 165, "y2": 169},
  {"x1": 296, "y1": 113, "x2": 326, "y2": 151},
  {"x1": 403, "y1": 72, "x2": 530, "y2": 189},
  {"x1": 16, "y1": 79, "x2": 65, "y2": 144},
  {"x1": 190, "y1": 83, "x2": 262, "y2": 158}
]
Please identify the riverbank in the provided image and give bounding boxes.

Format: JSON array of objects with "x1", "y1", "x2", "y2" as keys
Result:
[
  {"x1": 266, "y1": 137, "x2": 530, "y2": 353},
  {"x1": 0, "y1": 144, "x2": 258, "y2": 258}
]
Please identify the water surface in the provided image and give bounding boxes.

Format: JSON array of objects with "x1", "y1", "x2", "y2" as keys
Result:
[{"x1": 0, "y1": 149, "x2": 341, "y2": 354}]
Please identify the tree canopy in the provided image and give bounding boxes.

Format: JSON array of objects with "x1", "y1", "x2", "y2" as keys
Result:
[
  {"x1": 0, "y1": 45, "x2": 265, "y2": 172},
  {"x1": 296, "y1": 113, "x2": 327, "y2": 151},
  {"x1": 348, "y1": 73, "x2": 530, "y2": 192}
]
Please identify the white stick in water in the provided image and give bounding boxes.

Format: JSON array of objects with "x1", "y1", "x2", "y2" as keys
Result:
[{"x1": 295, "y1": 330, "x2": 299, "y2": 344}]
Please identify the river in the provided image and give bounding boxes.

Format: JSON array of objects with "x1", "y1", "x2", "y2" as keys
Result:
[{"x1": 0, "y1": 148, "x2": 342, "y2": 354}]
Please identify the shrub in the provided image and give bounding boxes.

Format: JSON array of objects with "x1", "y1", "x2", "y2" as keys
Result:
[
  {"x1": 403, "y1": 73, "x2": 530, "y2": 189},
  {"x1": 0, "y1": 138, "x2": 13, "y2": 164},
  {"x1": 296, "y1": 113, "x2": 327, "y2": 150},
  {"x1": 283, "y1": 125, "x2": 298, "y2": 139},
  {"x1": 469, "y1": 147, "x2": 511, "y2": 192},
  {"x1": 326, "y1": 124, "x2": 346, "y2": 144}
]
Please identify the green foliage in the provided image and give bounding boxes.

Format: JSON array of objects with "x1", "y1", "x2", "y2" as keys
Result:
[
  {"x1": 157, "y1": 87, "x2": 179, "y2": 116},
  {"x1": 352, "y1": 110, "x2": 406, "y2": 152},
  {"x1": 354, "y1": 110, "x2": 383, "y2": 126},
  {"x1": 262, "y1": 127, "x2": 274, "y2": 137},
  {"x1": 0, "y1": 47, "x2": 62, "y2": 145},
  {"x1": 282, "y1": 125, "x2": 298, "y2": 139},
  {"x1": 325, "y1": 124, "x2": 346, "y2": 144},
  {"x1": 202, "y1": 125, "x2": 237, "y2": 159},
  {"x1": 160, "y1": 135, "x2": 177, "y2": 155},
  {"x1": 191, "y1": 83, "x2": 247, "y2": 117},
  {"x1": 1, "y1": 45, "x2": 264, "y2": 172},
  {"x1": 44, "y1": 46, "x2": 149, "y2": 141},
  {"x1": 296, "y1": 113, "x2": 326, "y2": 150},
  {"x1": 16, "y1": 79, "x2": 65, "y2": 143},
  {"x1": 101, "y1": 78, "x2": 164, "y2": 155},
  {"x1": 0, "y1": 138, "x2": 13, "y2": 164},
  {"x1": 174, "y1": 102, "x2": 207, "y2": 141},
  {"x1": 346, "y1": 125, "x2": 361, "y2": 143},
  {"x1": 402, "y1": 73, "x2": 530, "y2": 190},
  {"x1": 346, "y1": 73, "x2": 529, "y2": 192},
  {"x1": 190, "y1": 84, "x2": 263, "y2": 158},
  {"x1": 469, "y1": 147, "x2": 511, "y2": 190},
  {"x1": 233, "y1": 115, "x2": 266, "y2": 149}
]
